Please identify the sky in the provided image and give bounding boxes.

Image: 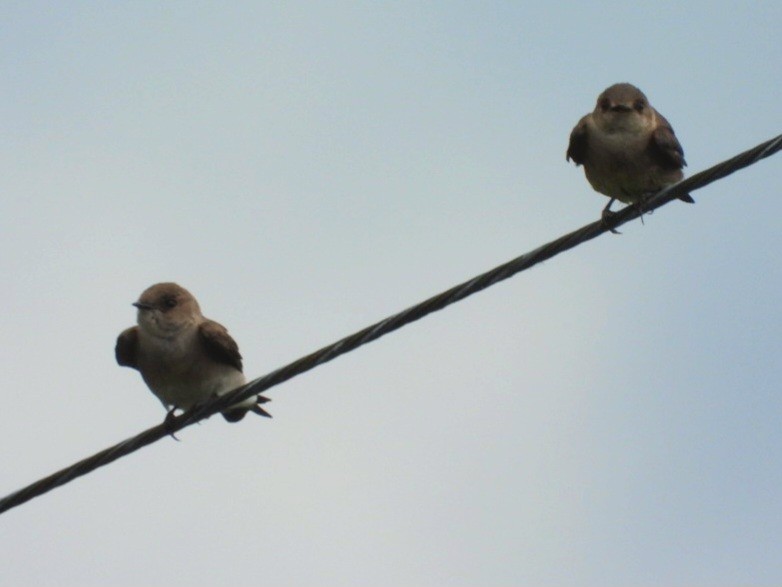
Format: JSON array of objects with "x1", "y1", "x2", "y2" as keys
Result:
[{"x1": 1, "y1": 2, "x2": 781, "y2": 585}]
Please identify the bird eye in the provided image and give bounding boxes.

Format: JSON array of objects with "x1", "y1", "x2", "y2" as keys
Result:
[
  {"x1": 634, "y1": 99, "x2": 645, "y2": 112},
  {"x1": 163, "y1": 296, "x2": 178, "y2": 309},
  {"x1": 599, "y1": 98, "x2": 611, "y2": 111}
]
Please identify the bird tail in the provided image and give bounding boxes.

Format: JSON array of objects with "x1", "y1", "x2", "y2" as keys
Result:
[
  {"x1": 250, "y1": 395, "x2": 272, "y2": 418},
  {"x1": 222, "y1": 394, "x2": 272, "y2": 422},
  {"x1": 679, "y1": 193, "x2": 695, "y2": 203}
]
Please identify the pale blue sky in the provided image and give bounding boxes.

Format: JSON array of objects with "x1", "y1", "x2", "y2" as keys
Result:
[{"x1": 2, "y1": 3, "x2": 781, "y2": 585}]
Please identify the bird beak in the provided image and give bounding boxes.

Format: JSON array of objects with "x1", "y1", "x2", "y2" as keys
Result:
[
  {"x1": 610, "y1": 104, "x2": 633, "y2": 113},
  {"x1": 133, "y1": 301, "x2": 153, "y2": 310}
]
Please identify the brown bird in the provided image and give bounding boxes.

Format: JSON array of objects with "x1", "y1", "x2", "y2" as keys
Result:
[
  {"x1": 115, "y1": 282, "x2": 271, "y2": 425},
  {"x1": 567, "y1": 83, "x2": 693, "y2": 226}
]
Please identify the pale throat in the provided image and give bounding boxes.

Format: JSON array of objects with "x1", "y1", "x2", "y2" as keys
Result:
[
  {"x1": 598, "y1": 111, "x2": 654, "y2": 135},
  {"x1": 138, "y1": 313, "x2": 199, "y2": 344}
]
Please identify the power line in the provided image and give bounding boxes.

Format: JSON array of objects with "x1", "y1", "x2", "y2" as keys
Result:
[{"x1": 1, "y1": 133, "x2": 780, "y2": 517}]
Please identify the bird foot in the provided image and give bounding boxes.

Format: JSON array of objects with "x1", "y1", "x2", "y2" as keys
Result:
[
  {"x1": 163, "y1": 407, "x2": 181, "y2": 441},
  {"x1": 634, "y1": 193, "x2": 656, "y2": 225},
  {"x1": 600, "y1": 208, "x2": 622, "y2": 235}
]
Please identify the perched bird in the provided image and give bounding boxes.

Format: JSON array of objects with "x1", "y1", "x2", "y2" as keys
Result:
[
  {"x1": 567, "y1": 83, "x2": 693, "y2": 225},
  {"x1": 115, "y1": 282, "x2": 271, "y2": 425}
]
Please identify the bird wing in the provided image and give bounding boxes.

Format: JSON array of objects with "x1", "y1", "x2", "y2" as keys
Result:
[
  {"x1": 566, "y1": 115, "x2": 590, "y2": 165},
  {"x1": 649, "y1": 112, "x2": 687, "y2": 169},
  {"x1": 199, "y1": 319, "x2": 243, "y2": 372},
  {"x1": 115, "y1": 326, "x2": 140, "y2": 369}
]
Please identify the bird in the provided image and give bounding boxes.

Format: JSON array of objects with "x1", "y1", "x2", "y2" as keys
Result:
[
  {"x1": 567, "y1": 83, "x2": 693, "y2": 228},
  {"x1": 115, "y1": 282, "x2": 271, "y2": 428}
]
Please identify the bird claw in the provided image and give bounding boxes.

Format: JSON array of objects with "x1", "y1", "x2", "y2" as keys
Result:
[
  {"x1": 600, "y1": 209, "x2": 622, "y2": 235},
  {"x1": 634, "y1": 192, "x2": 656, "y2": 225},
  {"x1": 600, "y1": 198, "x2": 622, "y2": 234},
  {"x1": 163, "y1": 408, "x2": 181, "y2": 441}
]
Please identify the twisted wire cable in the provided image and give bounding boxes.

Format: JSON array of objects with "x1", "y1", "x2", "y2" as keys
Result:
[{"x1": 1, "y1": 133, "x2": 779, "y2": 516}]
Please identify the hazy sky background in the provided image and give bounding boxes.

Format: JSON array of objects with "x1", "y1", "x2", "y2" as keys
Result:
[{"x1": 2, "y1": 3, "x2": 781, "y2": 585}]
